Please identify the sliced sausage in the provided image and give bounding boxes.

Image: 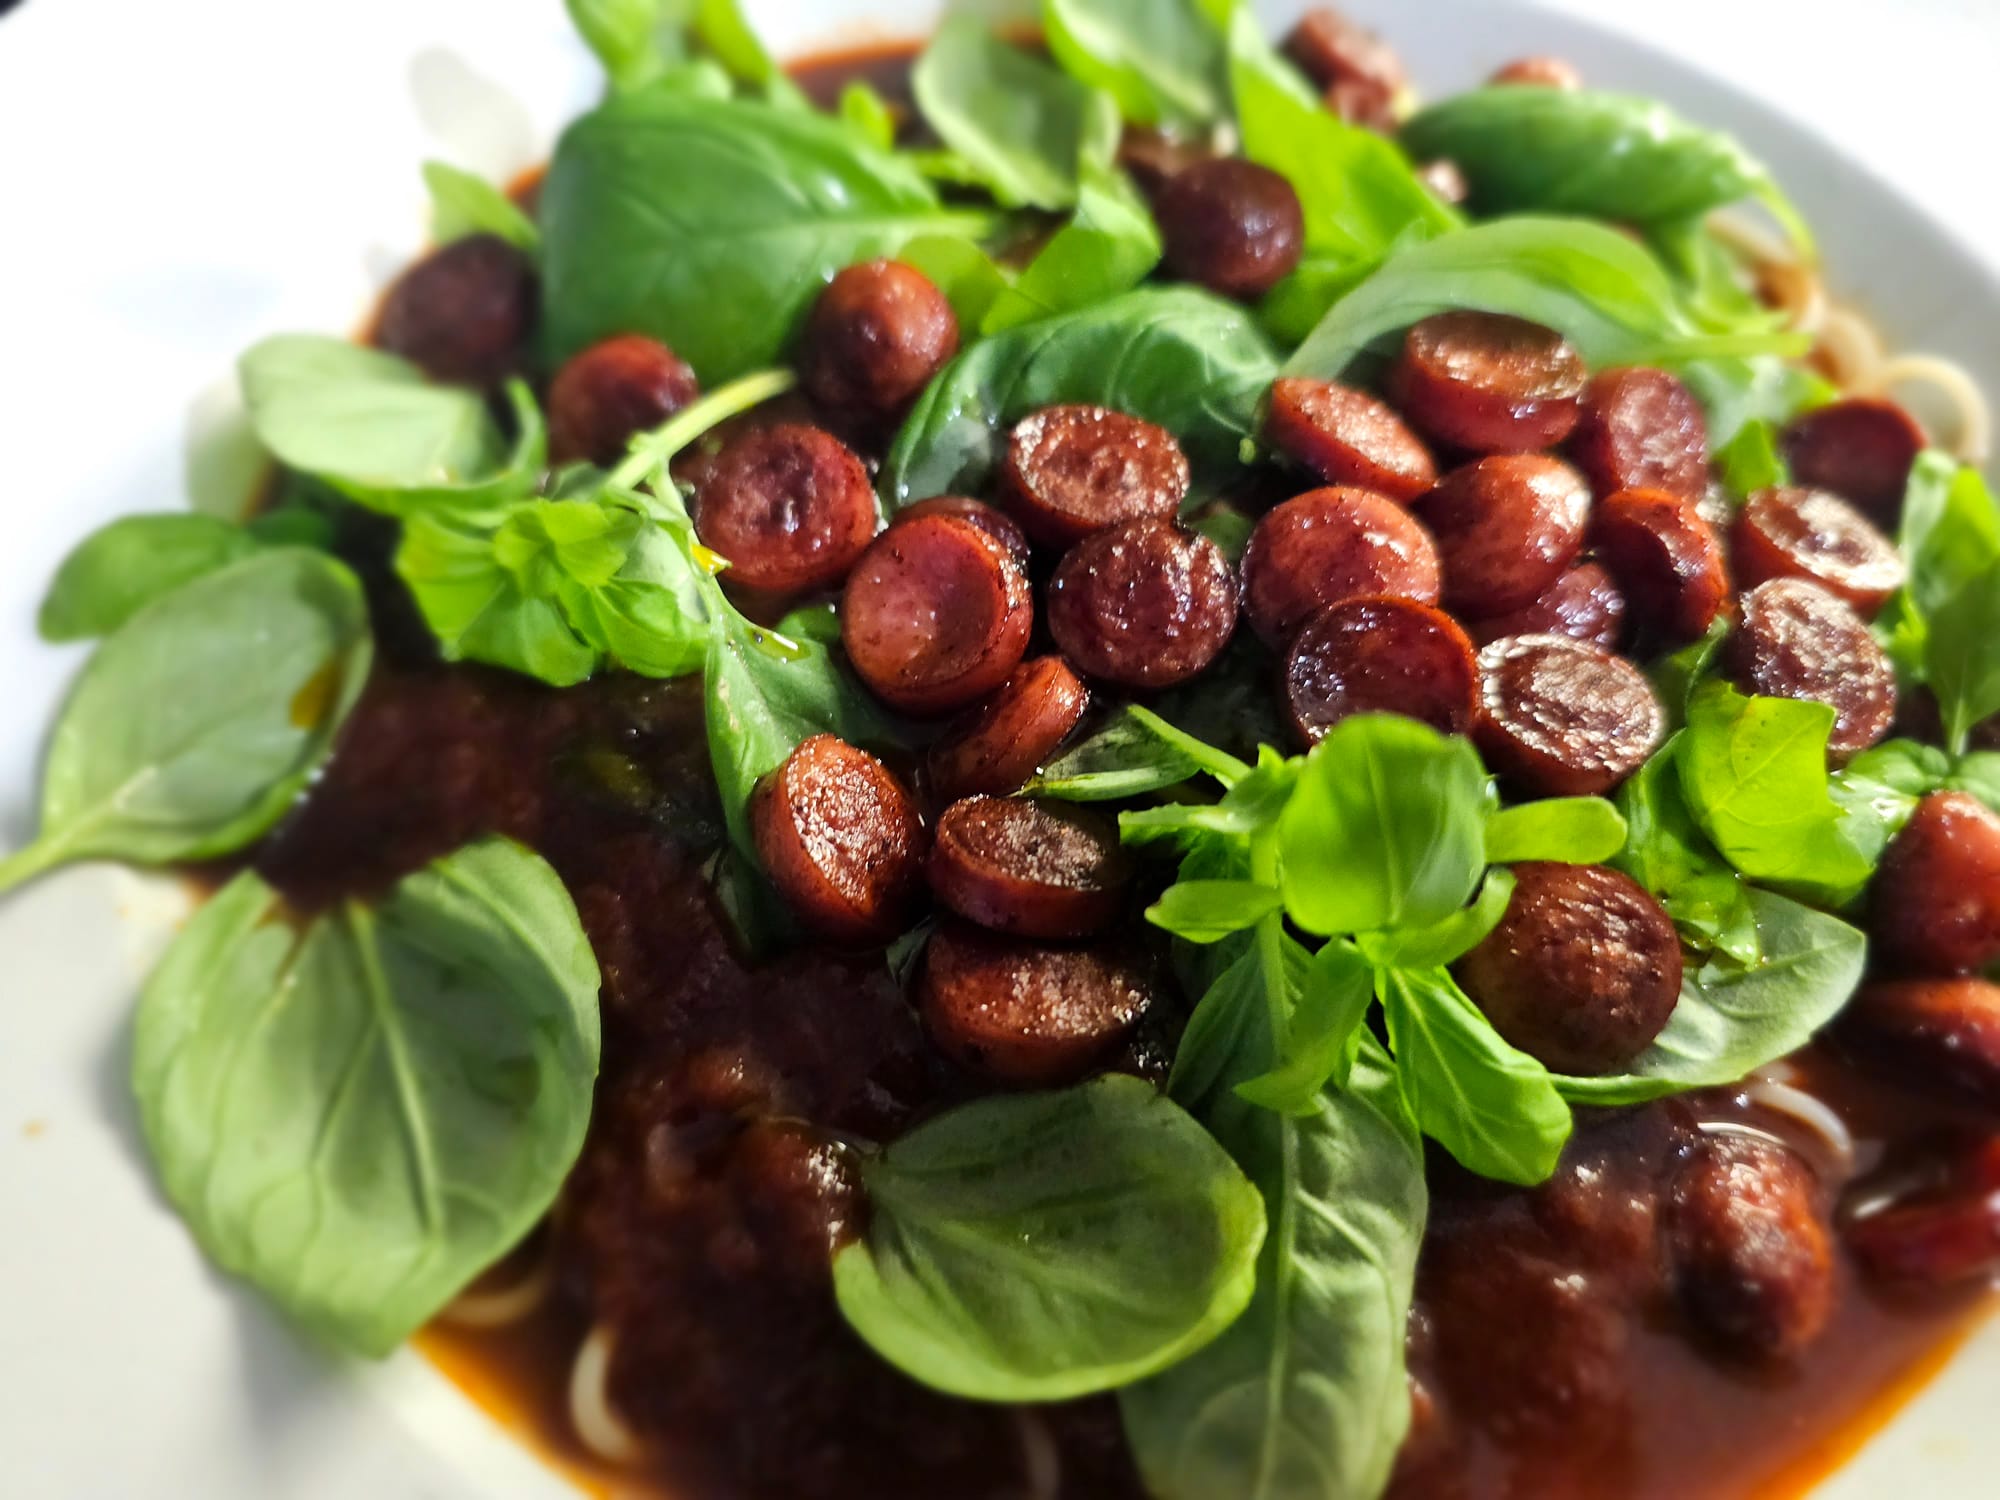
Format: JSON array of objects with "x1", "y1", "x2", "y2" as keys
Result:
[
  {"x1": 750, "y1": 734, "x2": 926, "y2": 945},
  {"x1": 1388, "y1": 311, "x2": 1587, "y2": 454},
  {"x1": 928, "y1": 796, "x2": 1131, "y2": 938},
  {"x1": 1264, "y1": 377, "x2": 1437, "y2": 502},
  {"x1": 1477, "y1": 633, "x2": 1665, "y2": 797},
  {"x1": 1490, "y1": 56, "x2": 1583, "y2": 89},
  {"x1": 1000, "y1": 405, "x2": 1191, "y2": 548},
  {"x1": 1239, "y1": 486, "x2": 1442, "y2": 646},
  {"x1": 1282, "y1": 7, "x2": 1406, "y2": 132},
  {"x1": 917, "y1": 923, "x2": 1155, "y2": 1086},
  {"x1": 1843, "y1": 1136, "x2": 2000, "y2": 1288},
  {"x1": 1046, "y1": 519, "x2": 1238, "y2": 690},
  {"x1": 730, "y1": 1120, "x2": 864, "y2": 1280},
  {"x1": 1416, "y1": 454, "x2": 1593, "y2": 616},
  {"x1": 694, "y1": 423, "x2": 878, "y2": 594},
  {"x1": 374, "y1": 233, "x2": 537, "y2": 387},
  {"x1": 926, "y1": 656, "x2": 1090, "y2": 802},
  {"x1": 1285, "y1": 596, "x2": 1479, "y2": 745},
  {"x1": 840, "y1": 513, "x2": 1033, "y2": 715},
  {"x1": 1872, "y1": 791, "x2": 2000, "y2": 976},
  {"x1": 892, "y1": 496, "x2": 1030, "y2": 566},
  {"x1": 1731, "y1": 486, "x2": 1905, "y2": 618},
  {"x1": 1782, "y1": 397, "x2": 1926, "y2": 518},
  {"x1": 1842, "y1": 978, "x2": 2000, "y2": 1111},
  {"x1": 1589, "y1": 487, "x2": 1731, "y2": 645},
  {"x1": 1725, "y1": 579, "x2": 1897, "y2": 760},
  {"x1": 1665, "y1": 1136, "x2": 1833, "y2": 1362},
  {"x1": 1455, "y1": 861, "x2": 1682, "y2": 1075},
  {"x1": 547, "y1": 333, "x2": 700, "y2": 466},
  {"x1": 798, "y1": 259, "x2": 959, "y2": 431},
  {"x1": 1156, "y1": 159, "x2": 1305, "y2": 301},
  {"x1": 1567, "y1": 368, "x2": 1708, "y2": 504},
  {"x1": 1466, "y1": 561, "x2": 1627, "y2": 652}
]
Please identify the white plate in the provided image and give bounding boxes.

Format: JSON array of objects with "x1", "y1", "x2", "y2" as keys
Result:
[{"x1": 1, "y1": 2, "x2": 1995, "y2": 1496}]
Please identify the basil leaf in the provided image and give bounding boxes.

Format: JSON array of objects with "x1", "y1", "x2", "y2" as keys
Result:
[
  {"x1": 1128, "y1": 705, "x2": 1253, "y2": 787},
  {"x1": 1483, "y1": 797, "x2": 1627, "y2": 865},
  {"x1": 1556, "y1": 890, "x2": 1865, "y2": 1104},
  {"x1": 1146, "y1": 880, "x2": 1285, "y2": 943},
  {"x1": 693, "y1": 0, "x2": 810, "y2": 108},
  {"x1": 541, "y1": 91, "x2": 992, "y2": 378},
  {"x1": 1927, "y1": 557, "x2": 2000, "y2": 755},
  {"x1": 1234, "y1": 937, "x2": 1376, "y2": 1112},
  {"x1": 131, "y1": 839, "x2": 599, "y2": 1355},
  {"x1": 1714, "y1": 417, "x2": 1790, "y2": 498},
  {"x1": 1024, "y1": 706, "x2": 1203, "y2": 801},
  {"x1": 1379, "y1": 965, "x2": 1573, "y2": 1186},
  {"x1": 981, "y1": 131, "x2": 1162, "y2": 333},
  {"x1": 422, "y1": 161, "x2": 540, "y2": 253},
  {"x1": 0, "y1": 550, "x2": 372, "y2": 895},
  {"x1": 1276, "y1": 715, "x2": 1488, "y2": 937},
  {"x1": 1830, "y1": 737, "x2": 1951, "y2": 856},
  {"x1": 1401, "y1": 88, "x2": 1810, "y2": 252},
  {"x1": 38, "y1": 513, "x2": 262, "y2": 643},
  {"x1": 1613, "y1": 743, "x2": 1762, "y2": 964},
  {"x1": 832, "y1": 1073, "x2": 1266, "y2": 1401},
  {"x1": 1650, "y1": 615, "x2": 1731, "y2": 728},
  {"x1": 564, "y1": 0, "x2": 693, "y2": 91},
  {"x1": 898, "y1": 233, "x2": 1014, "y2": 330},
  {"x1": 1878, "y1": 454, "x2": 2000, "y2": 685},
  {"x1": 1043, "y1": 0, "x2": 1229, "y2": 129},
  {"x1": 1950, "y1": 752, "x2": 2000, "y2": 811},
  {"x1": 911, "y1": 17, "x2": 1097, "y2": 211},
  {"x1": 558, "y1": 519, "x2": 710, "y2": 678},
  {"x1": 1357, "y1": 867, "x2": 1516, "y2": 970},
  {"x1": 838, "y1": 81, "x2": 897, "y2": 148},
  {"x1": 883, "y1": 285, "x2": 1278, "y2": 507}
]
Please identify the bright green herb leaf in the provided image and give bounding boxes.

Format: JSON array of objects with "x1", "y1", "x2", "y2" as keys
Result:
[
  {"x1": 1043, "y1": 0, "x2": 1229, "y2": 129},
  {"x1": 422, "y1": 161, "x2": 540, "y2": 253},
  {"x1": 1650, "y1": 615, "x2": 1731, "y2": 729},
  {"x1": 1714, "y1": 417, "x2": 1789, "y2": 498},
  {"x1": 1234, "y1": 938, "x2": 1376, "y2": 1113},
  {"x1": 897, "y1": 234, "x2": 1015, "y2": 331},
  {"x1": 1146, "y1": 880, "x2": 1284, "y2": 943},
  {"x1": 912, "y1": 17, "x2": 1099, "y2": 210},
  {"x1": 1356, "y1": 867, "x2": 1516, "y2": 971},
  {"x1": 1613, "y1": 742, "x2": 1761, "y2": 964},
  {"x1": 564, "y1": 0, "x2": 693, "y2": 91},
  {"x1": 693, "y1": 0, "x2": 810, "y2": 108},
  {"x1": 38, "y1": 514, "x2": 262, "y2": 643},
  {"x1": 1483, "y1": 797, "x2": 1627, "y2": 866},
  {"x1": 838, "y1": 81, "x2": 897, "y2": 149},
  {"x1": 1927, "y1": 557, "x2": 2000, "y2": 755},
  {"x1": 1025, "y1": 706, "x2": 1204, "y2": 801}
]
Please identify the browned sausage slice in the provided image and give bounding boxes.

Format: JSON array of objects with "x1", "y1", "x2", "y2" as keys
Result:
[
  {"x1": 1001, "y1": 405, "x2": 1192, "y2": 547},
  {"x1": 1781, "y1": 397, "x2": 1926, "y2": 517},
  {"x1": 1665, "y1": 1136, "x2": 1833, "y2": 1362},
  {"x1": 1388, "y1": 311, "x2": 1588, "y2": 454},
  {"x1": 840, "y1": 513, "x2": 1033, "y2": 715},
  {"x1": 1282, "y1": 7, "x2": 1406, "y2": 132},
  {"x1": 548, "y1": 333, "x2": 700, "y2": 467},
  {"x1": 1416, "y1": 454, "x2": 1593, "y2": 616},
  {"x1": 374, "y1": 234, "x2": 538, "y2": 387},
  {"x1": 1239, "y1": 486, "x2": 1442, "y2": 645},
  {"x1": 1590, "y1": 487, "x2": 1731, "y2": 645},
  {"x1": 1455, "y1": 861, "x2": 1682, "y2": 1075},
  {"x1": 1465, "y1": 561, "x2": 1627, "y2": 652},
  {"x1": 1567, "y1": 367, "x2": 1709, "y2": 503},
  {"x1": 1284, "y1": 596, "x2": 1480, "y2": 745},
  {"x1": 1477, "y1": 633, "x2": 1666, "y2": 797},
  {"x1": 1156, "y1": 159, "x2": 1305, "y2": 300},
  {"x1": 1046, "y1": 519, "x2": 1238, "y2": 689},
  {"x1": 694, "y1": 423, "x2": 879, "y2": 594},
  {"x1": 918, "y1": 923, "x2": 1156, "y2": 1085},
  {"x1": 1264, "y1": 377, "x2": 1437, "y2": 502},
  {"x1": 1725, "y1": 579, "x2": 1897, "y2": 760},
  {"x1": 1731, "y1": 486, "x2": 1905, "y2": 618},
  {"x1": 1872, "y1": 791, "x2": 2000, "y2": 976},
  {"x1": 928, "y1": 796, "x2": 1131, "y2": 938},
  {"x1": 799, "y1": 259, "x2": 960, "y2": 431},
  {"x1": 1842, "y1": 978, "x2": 2000, "y2": 1110},
  {"x1": 926, "y1": 656, "x2": 1090, "y2": 802},
  {"x1": 751, "y1": 734, "x2": 926, "y2": 945},
  {"x1": 1843, "y1": 1137, "x2": 2000, "y2": 1288},
  {"x1": 1490, "y1": 56, "x2": 1583, "y2": 88},
  {"x1": 893, "y1": 496, "x2": 1030, "y2": 566}
]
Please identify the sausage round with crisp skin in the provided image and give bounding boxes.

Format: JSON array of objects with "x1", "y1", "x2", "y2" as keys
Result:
[
  {"x1": 1477, "y1": 633, "x2": 1665, "y2": 796},
  {"x1": 1001, "y1": 405, "x2": 1191, "y2": 547},
  {"x1": 798, "y1": 259, "x2": 959, "y2": 431},
  {"x1": 1665, "y1": 1136, "x2": 1833, "y2": 1363},
  {"x1": 1389, "y1": 311, "x2": 1588, "y2": 454},
  {"x1": 928, "y1": 796, "x2": 1131, "y2": 938},
  {"x1": 1567, "y1": 368, "x2": 1709, "y2": 503},
  {"x1": 374, "y1": 233, "x2": 538, "y2": 387},
  {"x1": 1046, "y1": 519, "x2": 1238, "y2": 689},
  {"x1": 547, "y1": 333, "x2": 700, "y2": 466},
  {"x1": 1872, "y1": 791, "x2": 2000, "y2": 976},
  {"x1": 1590, "y1": 487, "x2": 1731, "y2": 645},
  {"x1": 1265, "y1": 378, "x2": 1437, "y2": 502},
  {"x1": 926, "y1": 656, "x2": 1090, "y2": 803},
  {"x1": 751, "y1": 734, "x2": 926, "y2": 945},
  {"x1": 841, "y1": 513, "x2": 1033, "y2": 715},
  {"x1": 1240, "y1": 487, "x2": 1442, "y2": 645},
  {"x1": 1842, "y1": 1136, "x2": 2000, "y2": 1288},
  {"x1": 694, "y1": 424, "x2": 878, "y2": 594},
  {"x1": 1466, "y1": 561, "x2": 1628, "y2": 652},
  {"x1": 1490, "y1": 56, "x2": 1583, "y2": 88},
  {"x1": 1416, "y1": 454, "x2": 1593, "y2": 616},
  {"x1": 1731, "y1": 486, "x2": 1905, "y2": 618},
  {"x1": 1842, "y1": 978, "x2": 2000, "y2": 1111},
  {"x1": 918, "y1": 923, "x2": 1156, "y2": 1085},
  {"x1": 1282, "y1": 7, "x2": 1406, "y2": 132},
  {"x1": 1455, "y1": 861, "x2": 1682, "y2": 1075},
  {"x1": 1156, "y1": 159, "x2": 1305, "y2": 300},
  {"x1": 1285, "y1": 596, "x2": 1480, "y2": 744},
  {"x1": 892, "y1": 496, "x2": 1030, "y2": 566},
  {"x1": 1726, "y1": 579, "x2": 1897, "y2": 760},
  {"x1": 1782, "y1": 396, "x2": 1926, "y2": 517}
]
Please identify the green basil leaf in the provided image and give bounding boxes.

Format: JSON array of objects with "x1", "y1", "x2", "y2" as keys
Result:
[
  {"x1": 1483, "y1": 797, "x2": 1628, "y2": 865},
  {"x1": 1146, "y1": 880, "x2": 1285, "y2": 943},
  {"x1": 1714, "y1": 417, "x2": 1790, "y2": 498},
  {"x1": 1024, "y1": 705, "x2": 1203, "y2": 801},
  {"x1": 1233, "y1": 937, "x2": 1376, "y2": 1113},
  {"x1": 396, "y1": 508, "x2": 601, "y2": 687},
  {"x1": 832, "y1": 1073, "x2": 1266, "y2": 1401},
  {"x1": 1612, "y1": 743, "x2": 1762, "y2": 964},
  {"x1": 1165, "y1": 927, "x2": 1304, "y2": 1107},
  {"x1": 1127, "y1": 705, "x2": 1253, "y2": 787},
  {"x1": 1650, "y1": 615, "x2": 1731, "y2": 728},
  {"x1": 422, "y1": 161, "x2": 540, "y2": 253},
  {"x1": 1949, "y1": 752, "x2": 2000, "y2": 812},
  {"x1": 883, "y1": 284, "x2": 1278, "y2": 506},
  {"x1": 1357, "y1": 867, "x2": 1516, "y2": 970},
  {"x1": 541, "y1": 90, "x2": 992, "y2": 378},
  {"x1": 1276, "y1": 715, "x2": 1488, "y2": 937},
  {"x1": 897, "y1": 233, "x2": 1015, "y2": 331},
  {"x1": 693, "y1": 0, "x2": 811, "y2": 108},
  {"x1": 1556, "y1": 890, "x2": 1865, "y2": 1104},
  {"x1": 1043, "y1": 0, "x2": 1229, "y2": 129},
  {"x1": 564, "y1": 0, "x2": 692, "y2": 91},
  {"x1": 0, "y1": 550, "x2": 372, "y2": 894},
  {"x1": 980, "y1": 134, "x2": 1162, "y2": 333},
  {"x1": 131, "y1": 839, "x2": 600, "y2": 1356},
  {"x1": 912, "y1": 17, "x2": 1098, "y2": 210},
  {"x1": 1401, "y1": 88, "x2": 1810, "y2": 252},
  {"x1": 1899, "y1": 454, "x2": 2000, "y2": 615},
  {"x1": 1830, "y1": 737, "x2": 1951, "y2": 856},
  {"x1": 1379, "y1": 965, "x2": 1573, "y2": 1186},
  {"x1": 38, "y1": 513, "x2": 262, "y2": 643},
  {"x1": 1927, "y1": 557, "x2": 2000, "y2": 755},
  {"x1": 558, "y1": 519, "x2": 711, "y2": 678},
  {"x1": 838, "y1": 81, "x2": 897, "y2": 149}
]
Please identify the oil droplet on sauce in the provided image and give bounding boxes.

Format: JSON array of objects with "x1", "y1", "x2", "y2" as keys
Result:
[{"x1": 290, "y1": 661, "x2": 343, "y2": 729}]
